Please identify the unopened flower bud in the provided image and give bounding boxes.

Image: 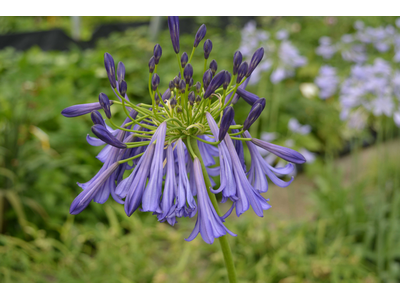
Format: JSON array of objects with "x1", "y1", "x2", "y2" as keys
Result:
[
  {"x1": 195, "y1": 95, "x2": 201, "y2": 103},
  {"x1": 219, "y1": 106, "x2": 235, "y2": 141},
  {"x1": 151, "y1": 73, "x2": 160, "y2": 91},
  {"x1": 203, "y1": 69, "x2": 213, "y2": 90},
  {"x1": 153, "y1": 44, "x2": 162, "y2": 64},
  {"x1": 223, "y1": 71, "x2": 231, "y2": 90},
  {"x1": 148, "y1": 56, "x2": 155, "y2": 73},
  {"x1": 236, "y1": 62, "x2": 248, "y2": 83},
  {"x1": 188, "y1": 91, "x2": 195, "y2": 105},
  {"x1": 176, "y1": 105, "x2": 182, "y2": 113},
  {"x1": 243, "y1": 98, "x2": 266, "y2": 131},
  {"x1": 169, "y1": 80, "x2": 175, "y2": 91},
  {"x1": 179, "y1": 79, "x2": 186, "y2": 94},
  {"x1": 209, "y1": 59, "x2": 218, "y2": 76},
  {"x1": 162, "y1": 89, "x2": 171, "y2": 100},
  {"x1": 195, "y1": 81, "x2": 201, "y2": 94},
  {"x1": 99, "y1": 93, "x2": 112, "y2": 119},
  {"x1": 189, "y1": 78, "x2": 194, "y2": 89},
  {"x1": 154, "y1": 92, "x2": 160, "y2": 105},
  {"x1": 91, "y1": 111, "x2": 105, "y2": 126},
  {"x1": 233, "y1": 51, "x2": 242, "y2": 75},
  {"x1": 194, "y1": 24, "x2": 207, "y2": 47},
  {"x1": 246, "y1": 47, "x2": 264, "y2": 77},
  {"x1": 184, "y1": 63, "x2": 193, "y2": 84},
  {"x1": 104, "y1": 53, "x2": 116, "y2": 88},
  {"x1": 181, "y1": 52, "x2": 188, "y2": 68},
  {"x1": 168, "y1": 16, "x2": 180, "y2": 54},
  {"x1": 203, "y1": 39, "x2": 213, "y2": 59},
  {"x1": 92, "y1": 124, "x2": 126, "y2": 149},
  {"x1": 119, "y1": 80, "x2": 127, "y2": 97},
  {"x1": 204, "y1": 70, "x2": 226, "y2": 99},
  {"x1": 170, "y1": 96, "x2": 177, "y2": 108},
  {"x1": 117, "y1": 62, "x2": 125, "y2": 86},
  {"x1": 173, "y1": 76, "x2": 180, "y2": 88}
]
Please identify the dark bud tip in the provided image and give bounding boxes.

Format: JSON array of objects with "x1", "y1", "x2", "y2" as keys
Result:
[
  {"x1": 194, "y1": 24, "x2": 207, "y2": 47},
  {"x1": 99, "y1": 93, "x2": 112, "y2": 119},
  {"x1": 91, "y1": 124, "x2": 126, "y2": 149},
  {"x1": 119, "y1": 80, "x2": 128, "y2": 97},
  {"x1": 223, "y1": 71, "x2": 231, "y2": 90},
  {"x1": 203, "y1": 69, "x2": 213, "y2": 90},
  {"x1": 219, "y1": 106, "x2": 235, "y2": 141},
  {"x1": 203, "y1": 39, "x2": 213, "y2": 59},
  {"x1": 237, "y1": 62, "x2": 248, "y2": 83},
  {"x1": 195, "y1": 81, "x2": 201, "y2": 94},
  {"x1": 188, "y1": 91, "x2": 195, "y2": 105},
  {"x1": 179, "y1": 79, "x2": 186, "y2": 94},
  {"x1": 181, "y1": 52, "x2": 188, "y2": 68},
  {"x1": 104, "y1": 52, "x2": 116, "y2": 89},
  {"x1": 176, "y1": 105, "x2": 182, "y2": 113},
  {"x1": 154, "y1": 93, "x2": 160, "y2": 105},
  {"x1": 233, "y1": 51, "x2": 243, "y2": 75},
  {"x1": 170, "y1": 96, "x2": 177, "y2": 108},
  {"x1": 169, "y1": 80, "x2": 175, "y2": 91},
  {"x1": 153, "y1": 44, "x2": 162, "y2": 64},
  {"x1": 209, "y1": 59, "x2": 218, "y2": 76},
  {"x1": 168, "y1": 16, "x2": 180, "y2": 54},
  {"x1": 151, "y1": 73, "x2": 160, "y2": 91},
  {"x1": 91, "y1": 111, "x2": 105, "y2": 126},
  {"x1": 246, "y1": 47, "x2": 264, "y2": 77},
  {"x1": 148, "y1": 56, "x2": 156, "y2": 73},
  {"x1": 204, "y1": 70, "x2": 226, "y2": 99},
  {"x1": 243, "y1": 98, "x2": 266, "y2": 131},
  {"x1": 184, "y1": 63, "x2": 193, "y2": 84},
  {"x1": 173, "y1": 76, "x2": 180, "y2": 88},
  {"x1": 189, "y1": 78, "x2": 194, "y2": 89},
  {"x1": 117, "y1": 62, "x2": 126, "y2": 86},
  {"x1": 163, "y1": 89, "x2": 171, "y2": 101},
  {"x1": 195, "y1": 95, "x2": 201, "y2": 103}
]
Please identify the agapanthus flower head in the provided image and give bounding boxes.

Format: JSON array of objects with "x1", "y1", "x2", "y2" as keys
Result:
[{"x1": 62, "y1": 16, "x2": 306, "y2": 244}]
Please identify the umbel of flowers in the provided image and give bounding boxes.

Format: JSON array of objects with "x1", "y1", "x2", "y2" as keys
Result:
[{"x1": 61, "y1": 17, "x2": 306, "y2": 245}]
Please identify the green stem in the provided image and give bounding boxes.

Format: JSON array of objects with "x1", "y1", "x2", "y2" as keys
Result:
[{"x1": 189, "y1": 137, "x2": 238, "y2": 283}]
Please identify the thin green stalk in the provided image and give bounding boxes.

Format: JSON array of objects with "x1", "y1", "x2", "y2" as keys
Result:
[{"x1": 189, "y1": 137, "x2": 238, "y2": 283}]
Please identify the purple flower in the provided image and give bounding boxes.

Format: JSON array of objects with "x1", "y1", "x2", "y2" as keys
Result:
[
  {"x1": 185, "y1": 157, "x2": 236, "y2": 244},
  {"x1": 168, "y1": 16, "x2": 180, "y2": 54},
  {"x1": 251, "y1": 138, "x2": 306, "y2": 164},
  {"x1": 104, "y1": 53, "x2": 117, "y2": 88},
  {"x1": 218, "y1": 106, "x2": 235, "y2": 141},
  {"x1": 288, "y1": 118, "x2": 311, "y2": 135},
  {"x1": 194, "y1": 24, "x2": 207, "y2": 48},
  {"x1": 315, "y1": 65, "x2": 339, "y2": 99},
  {"x1": 91, "y1": 124, "x2": 127, "y2": 149},
  {"x1": 204, "y1": 70, "x2": 226, "y2": 99},
  {"x1": 61, "y1": 102, "x2": 108, "y2": 118}
]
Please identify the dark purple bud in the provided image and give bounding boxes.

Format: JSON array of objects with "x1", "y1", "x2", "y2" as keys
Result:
[
  {"x1": 173, "y1": 76, "x2": 180, "y2": 88},
  {"x1": 188, "y1": 91, "x2": 195, "y2": 105},
  {"x1": 203, "y1": 69, "x2": 213, "y2": 90},
  {"x1": 235, "y1": 87, "x2": 259, "y2": 106},
  {"x1": 195, "y1": 81, "x2": 201, "y2": 94},
  {"x1": 162, "y1": 88, "x2": 171, "y2": 100},
  {"x1": 169, "y1": 80, "x2": 175, "y2": 91},
  {"x1": 168, "y1": 16, "x2": 180, "y2": 54},
  {"x1": 170, "y1": 96, "x2": 177, "y2": 108},
  {"x1": 99, "y1": 93, "x2": 111, "y2": 119},
  {"x1": 153, "y1": 44, "x2": 162, "y2": 64},
  {"x1": 176, "y1": 106, "x2": 182, "y2": 113},
  {"x1": 148, "y1": 56, "x2": 155, "y2": 73},
  {"x1": 91, "y1": 111, "x2": 105, "y2": 126},
  {"x1": 61, "y1": 102, "x2": 107, "y2": 118},
  {"x1": 184, "y1": 63, "x2": 193, "y2": 84},
  {"x1": 181, "y1": 52, "x2": 188, "y2": 68},
  {"x1": 236, "y1": 62, "x2": 248, "y2": 83},
  {"x1": 246, "y1": 47, "x2": 264, "y2": 77},
  {"x1": 194, "y1": 24, "x2": 207, "y2": 47},
  {"x1": 218, "y1": 106, "x2": 235, "y2": 141},
  {"x1": 104, "y1": 53, "x2": 116, "y2": 88},
  {"x1": 179, "y1": 79, "x2": 186, "y2": 94},
  {"x1": 151, "y1": 73, "x2": 160, "y2": 91},
  {"x1": 203, "y1": 39, "x2": 213, "y2": 59},
  {"x1": 119, "y1": 80, "x2": 127, "y2": 97},
  {"x1": 92, "y1": 124, "x2": 126, "y2": 149},
  {"x1": 223, "y1": 71, "x2": 231, "y2": 90},
  {"x1": 209, "y1": 59, "x2": 218, "y2": 76},
  {"x1": 117, "y1": 62, "x2": 125, "y2": 86},
  {"x1": 195, "y1": 95, "x2": 201, "y2": 103},
  {"x1": 204, "y1": 70, "x2": 226, "y2": 99},
  {"x1": 189, "y1": 78, "x2": 194, "y2": 89},
  {"x1": 251, "y1": 138, "x2": 306, "y2": 164},
  {"x1": 154, "y1": 92, "x2": 160, "y2": 105},
  {"x1": 243, "y1": 98, "x2": 266, "y2": 131},
  {"x1": 233, "y1": 51, "x2": 242, "y2": 75}
]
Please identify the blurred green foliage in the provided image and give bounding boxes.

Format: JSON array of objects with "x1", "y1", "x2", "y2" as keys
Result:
[{"x1": 0, "y1": 16, "x2": 399, "y2": 282}]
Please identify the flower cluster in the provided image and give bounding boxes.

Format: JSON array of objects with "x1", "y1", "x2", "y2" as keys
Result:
[
  {"x1": 239, "y1": 21, "x2": 307, "y2": 85},
  {"x1": 61, "y1": 17, "x2": 306, "y2": 244},
  {"x1": 314, "y1": 65, "x2": 340, "y2": 99}
]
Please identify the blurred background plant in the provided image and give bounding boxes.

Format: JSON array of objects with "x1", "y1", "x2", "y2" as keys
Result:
[{"x1": 0, "y1": 16, "x2": 399, "y2": 283}]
